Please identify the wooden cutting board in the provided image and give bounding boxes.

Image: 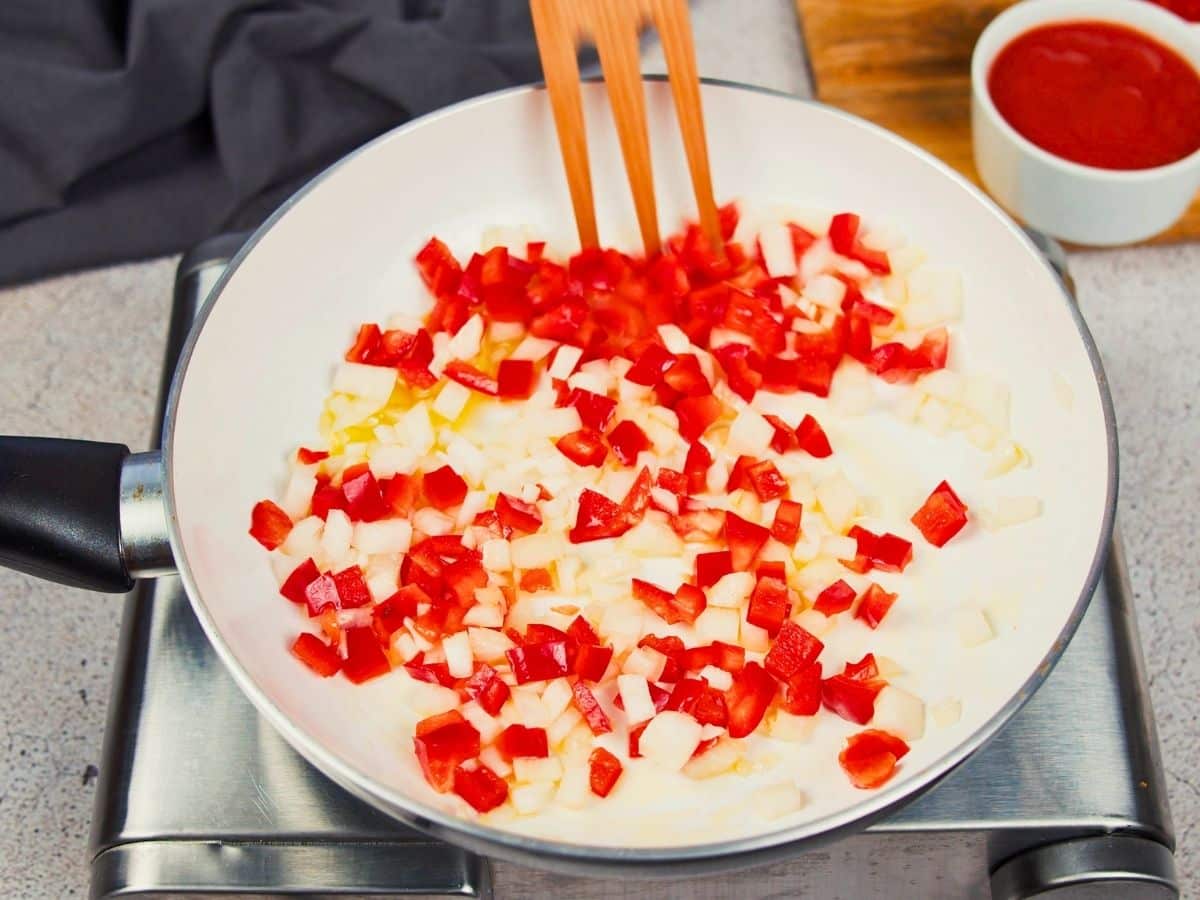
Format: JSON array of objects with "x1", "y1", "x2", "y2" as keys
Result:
[{"x1": 794, "y1": 0, "x2": 1200, "y2": 244}]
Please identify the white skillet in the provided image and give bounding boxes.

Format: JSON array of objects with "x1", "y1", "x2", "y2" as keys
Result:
[{"x1": 4, "y1": 80, "x2": 1117, "y2": 875}]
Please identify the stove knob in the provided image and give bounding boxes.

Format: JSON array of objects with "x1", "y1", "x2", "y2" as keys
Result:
[{"x1": 990, "y1": 835, "x2": 1177, "y2": 899}]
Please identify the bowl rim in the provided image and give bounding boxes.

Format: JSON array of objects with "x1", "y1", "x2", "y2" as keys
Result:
[{"x1": 160, "y1": 76, "x2": 1119, "y2": 874}]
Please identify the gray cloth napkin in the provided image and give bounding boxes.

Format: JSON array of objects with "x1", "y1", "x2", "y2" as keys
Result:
[{"x1": 0, "y1": 0, "x2": 545, "y2": 286}]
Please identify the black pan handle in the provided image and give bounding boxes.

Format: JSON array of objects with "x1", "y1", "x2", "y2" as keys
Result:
[{"x1": 0, "y1": 437, "x2": 135, "y2": 592}]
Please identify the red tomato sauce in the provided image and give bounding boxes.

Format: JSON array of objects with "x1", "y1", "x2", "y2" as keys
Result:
[
  {"x1": 987, "y1": 21, "x2": 1200, "y2": 170},
  {"x1": 1145, "y1": 0, "x2": 1200, "y2": 22}
]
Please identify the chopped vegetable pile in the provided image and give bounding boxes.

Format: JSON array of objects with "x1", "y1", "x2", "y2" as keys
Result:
[{"x1": 249, "y1": 203, "x2": 1036, "y2": 822}]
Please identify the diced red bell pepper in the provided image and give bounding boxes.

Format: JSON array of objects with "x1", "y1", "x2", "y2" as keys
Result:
[
  {"x1": 794, "y1": 414, "x2": 833, "y2": 458},
  {"x1": 846, "y1": 309, "x2": 874, "y2": 362},
  {"x1": 682, "y1": 640, "x2": 745, "y2": 674},
  {"x1": 249, "y1": 499, "x2": 292, "y2": 550},
  {"x1": 589, "y1": 747, "x2": 624, "y2": 798},
  {"x1": 638, "y1": 634, "x2": 685, "y2": 681},
  {"x1": 747, "y1": 576, "x2": 791, "y2": 637},
  {"x1": 405, "y1": 658, "x2": 454, "y2": 686},
  {"x1": 693, "y1": 686, "x2": 730, "y2": 727},
  {"x1": 463, "y1": 663, "x2": 510, "y2": 716},
  {"x1": 844, "y1": 653, "x2": 880, "y2": 682},
  {"x1": 453, "y1": 763, "x2": 508, "y2": 812},
  {"x1": 780, "y1": 662, "x2": 823, "y2": 715},
  {"x1": 443, "y1": 557, "x2": 487, "y2": 607},
  {"x1": 340, "y1": 463, "x2": 387, "y2": 522},
  {"x1": 789, "y1": 222, "x2": 817, "y2": 258},
  {"x1": 666, "y1": 677, "x2": 704, "y2": 713},
  {"x1": 695, "y1": 550, "x2": 733, "y2": 589},
  {"x1": 495, "y1": 724, "x2": 549, "y2": 761},
  {"x1": 495, "y1": 493, "x2": 542, "y2": 534},
  {"x1": 401, "y1": 553, "x2": 444, "y2": 601},
  {"x1": 625, "y1": 342, "x2": 676, "y2": 386},
  {"x1": 850, "y1": 243, "x2": 891, "y2": 275},
  {"x1": 530, "y1": 299, "x2": 588, "y2": 343},
  {"x1": 607, "y1": 420, "x2": 651, "y2": 466},
  {"x1": 519, "y1": 567, "x2": 554, "y2": 593},
  {"x1": 725, "y1": 455, "x2": 756, "y2": 493},
  {"x1": 304, "y1": 573, "x2": 341, "y2": 616},
  {"x1": 867, "y1": 328, "x2": 949, "y2": 383},
  {"x1": 911, "y1": 480, "x2": 969, "y2": 547},
  {"x1": 855, "y1": 583, "x2": 899, "y2": 629},
  {"x1": 842, "y1": 525, "x2": 879, "y2": 574},
  {"x1": 290, "y1": 633, "x2": 341, "y2": 677},
  {"x1": 712, "y1": 342, "x2": 763, "y2": 403},
  {"x1": 472, "y1": 509, "x2": 507, "y2": 540},
  {"x1": 842, "y1": 528, "x2": 903, "y2": 576},
  {"x1": 382, "y1": 472, "x2": 423, "y2": 517},
  {"x1": 724, "y1": 512, "x2": 770, "y2": 570},
  {"x1": 649, "y1": 470, "x2": 683, "y2": 499},
  {"x1": 792, "y1": 356, "x2": 836, "y2": 398},
  {"x1": 423, "y1": 465, "x2": 468, "y2": 510},
  {"x1": 771, "y1": 499, "x2": 803, "y2": 545},
  {"x1": 764, "y1": 621, "x2": 824, "y2": 682},
  {"x1": 822, "y1": 674, "x2": 884, "y2": 725},
  {"x1": 280, "y1": 558, "x2": 321, "y2": 604},
  {"x1": 747, "y1": 460, "x2": 788, "y2": 501},
  {"x1": 368, "y1": 327, "x2": 416, "y2": 366},
  {"x1": 332, "y1": 566, "x2": 372, "y2": 609},
  {"x1": 497, "y1": 358, "x2": 536, "y2": 399},
  {"x1": 524, "y1": 623, "x2": 569, "y2": 644},
  {"x1": 813, "y1": 579, "x2": 857, "y2": 616},
  {"x1": 627, "y1": 722, "x2": 648, "y2": 758},
  {"x1": 871, "y1": 532, "x2": 913, "y2": 573},
  {"x1": 675, "y1": 394, "x2": 724, "y2": 442},
  {"x1": 756, "y1": 560, "x2": 786, "y2": 582},
  {"x1": 563, "y1": 388, "x2": 617, "y2": 432},
  {"x1": 297, "y1": 447, "x2": 329, "y2": 465},
  {"x1": 663, "y1": 354, "x2": 711, "y2": 396},
  {"x1": 843, "y1": 294, "x2": 895, "y2": 326},
  {"x1": 415, "y1": 237, "x2": 463, "y2": 299},
  {"x1": 413, "y1": 709, "x2": 480, "y2": 793},
  {"x1": 444, "y1": 360, "x2": 499, "y2": 396},
  {"x1": 763, "y1": 414, "x2": 799, "y2": 454},
  {"x1": 346, "y1": 323, "x2": 383, "y2": 363},
  {"x1": 619, "y1": 466, "x2": 654, "y2": 527},
  {"x1": 725, "y1": 661, "x2": 777, "y2": 738},
  {"x1": 672, "y1": 583, "x2": 707, "y2": 624},
  {"x1": 397, "y1": 331, "x2": 438, "y2": 389},
  {"x1": 505, "y1": 640, "x2": 571, "y2": 683},
  {"x1": 684, "y1": 441, "x2": 713, "y2": 494},
  {"x1": 568, "y1": 489, "x2": 627, "y2": 543},
  {"x1": 567, "y1": 615, "x2": 600, "y2": 646},
  {"x1": 556, "y1": 428, "x2": 608, "y2": 467},
  {"x1": 839, "y1": 729, "x2": 910, "y2": 789},
  {"x1": 574, "y1": 643, "x2": 613, "y2": 682},
  {"x1": 631, "y1": 578, "x2": 676, "y2": 622},
  {"x1": 828, "y1": 212, "x2": 860, "y2": 256},
  {"x1": 341, "y1": 626, "x2": 390, "y2": 684},
  {"x1": 571, "y1": 681, "x2": 613, "y2": 734}
]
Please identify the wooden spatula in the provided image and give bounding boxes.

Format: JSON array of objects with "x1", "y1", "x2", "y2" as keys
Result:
[{"x1": 530, "y1": 0, "x2": 721, "y2": 256}]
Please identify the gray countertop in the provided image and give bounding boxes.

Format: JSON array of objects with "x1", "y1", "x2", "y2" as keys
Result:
[{"x1": 0, "y1": 2, "x2": 1195, "y2": 896}]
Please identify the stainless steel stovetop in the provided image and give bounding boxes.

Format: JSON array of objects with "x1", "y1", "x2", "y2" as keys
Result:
[{"x1": 89, "y1": 233, "x2": 1178, "y2": 899}]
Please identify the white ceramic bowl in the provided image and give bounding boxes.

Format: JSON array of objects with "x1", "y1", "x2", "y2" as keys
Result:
[{"x1": 972, "y1": 0, "x2": 1200, "y2": 246}]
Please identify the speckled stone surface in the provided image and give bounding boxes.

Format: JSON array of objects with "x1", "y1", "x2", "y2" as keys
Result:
[{"x1": 0, "y1": 1, "x2": 1195, "y2": 896}]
